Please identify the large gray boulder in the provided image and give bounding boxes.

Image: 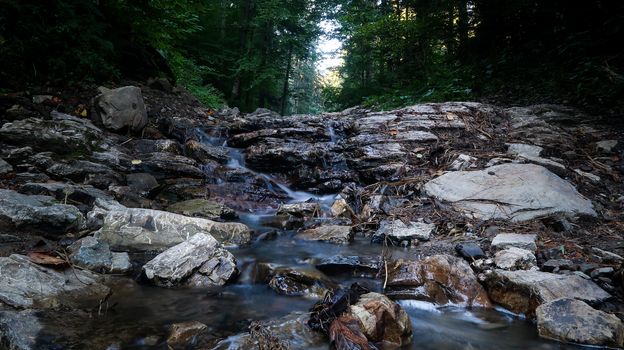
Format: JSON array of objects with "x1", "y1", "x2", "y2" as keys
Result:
[
  {"x1": 94, "y1": 86, "x2": 148, "y2": 132},
  {"x1": 536, "y1": 298, "x2": 624, "y2": 347},
  {"x1": 0, "y1": 189, "x2": 85, "y2": 234},
  {"x1": 68, "y1": 236, "x2": 132, "y2": 274},
  {"x1": 423, "y1": 163, "x2": 596, "y2": 221},
  {"x1": 94, "y1": 207, "x2": 250, "y2": 251},
  {"x1": 142, "y1": 233, "x2": 237, "y2": 287},
  {"x1": 485, "y1": 269, "x2": 611, "y2": 316},
  {"x1": 0, "y1": 254, "x2": 110, "y2": 309}
]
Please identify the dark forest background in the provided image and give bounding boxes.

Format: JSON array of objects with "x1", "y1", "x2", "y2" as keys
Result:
[{"x1": 1, "y1": 0, "x2": 622, "y2": 115}]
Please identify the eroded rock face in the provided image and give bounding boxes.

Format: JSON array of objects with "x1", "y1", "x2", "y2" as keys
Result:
[
  {"x1": 0, "y1": 189, "x2": 85, "y2": 235},
  {"x1": 423, "y1": 164, "x2": 596, "y2": 221},
  {"x1": 296, "y1": 225, "x2": 354, "y2": 245},
  {"x1": 94, "y1": 86, "x2": 148, "y2": 132},
  {"x1": 142, "y1": 233, "x2": 238, "y2": 287},
  {"x1": 485, "y1": 269, "x2": 611, "y2": 316},
  {"x1": 94, "y1": 207, "x2": 250, "y2": 251},
  {"x1": 346, "y1": 292, "x2": 413, "y2": 348},
  {"x1": 536, "y1": 298, "x2": 624, "y2": 347},
  {"x1": 386, "y1": 255, "x2": 491, "y2": 307},
  {"x1": 0, "y1": 254, "x2": 109, "y2": 309},
  {"x1": 166, "y1": 199, "x2": 237, "y2": 220}
]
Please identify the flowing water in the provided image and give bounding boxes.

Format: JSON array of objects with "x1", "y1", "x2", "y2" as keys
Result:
[{"x1": 33, "y1": 126, "x2": 582, "y2": 349}]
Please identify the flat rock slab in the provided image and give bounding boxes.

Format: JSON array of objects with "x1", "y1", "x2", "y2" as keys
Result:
[
  {"x1": 491, "y1": 233, "x2": 537, "y2": 252},
  {"x1": 423, "y1": 163, "x2": 596, "y2": 221},
  {"x1": 486, "y1": 269, "x2": 611, "y2": 316},
  {"x1": 0, "y1": 189, "x2": 85, "y2": 234},
  {"x1": 296, "y1": 225, "x2": 353, "y2": 245},
  {"x1": 94, "y1": 207, "x2": 250, "y2": 251},
  {"x1": 537, "y1": 298, "x2": 624, "y2": 347},
  {"x1": 142, "y1": 233, "x2": 237, "y2": 287},
  {"x1": 373, "y1": 220, "x2": 435, "y2": 246},
  {"x1": 0, "y1": 254, "x2": 110, "y2": 309}
]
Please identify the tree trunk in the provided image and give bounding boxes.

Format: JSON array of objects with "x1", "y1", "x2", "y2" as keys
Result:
[{"x1": 281, "y1": 43, "x2": 293, "y2": 116}]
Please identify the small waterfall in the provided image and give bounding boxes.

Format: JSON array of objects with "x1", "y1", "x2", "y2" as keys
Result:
[
  {"x1": 196, "y1": 127, "x2": 337, "y2": 206},
  {"x1": 326, "y1": 122, "x2": 338, "y2": 144}
]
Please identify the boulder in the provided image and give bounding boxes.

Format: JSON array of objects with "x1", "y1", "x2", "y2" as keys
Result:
[
  {"x1": 423, "y1": 163, "x2": 596, "y2": 221},
  {"x1": 276, "y1": 202, "x2": 320, "y2": 218},
  {"x1": 346, "y1": 292, "x2": 413, "y2": 348},
  {"x1": 0, "y1": 189, "x2": 85, "y2": 234},
  {"x1": 69, "y1": 236, "x2": 113, "y2": 272},
  {"x1": 142, "y1": 233, "x2": 237, "y2": 287},
  {"x1": 93, "y1": 86, "x2": 148, "y2": 132},
  {"x1": 494, "y1": 247, "x2": 536, "y2": 270},
  {"x1": 372, "y1": 219, "x2": 435, "y2": 246},
  {"x1": 536, "y1": 298, "x2": 624, "y2": 347},
  {"x1": 166, "y1": 199, "x2": 237, "y2": 220},
  {"x1": 485, "y1": 269, "x2": 611, "y2": 316},
  {"x1": 137, "y1": 152, "x2": 205, "y2": 179},
  {"x1": 0, "y1": 254, "x2": 109, "y2": 309},
  {"x1": 268, "y1": 266, "x2": 337, "y2": 298},
  {"x1": 184, "y1": 139, "x2": 229, "y2": 163},
  {"x1": 491, "y1": 233, "x2": 537, "y2": 252},
  {"x1": 296, "y1": 225, "x2": 353, "y2": 245},
  {"x1": 386, "y1": 255, "x2": 491, "y2": 307},
  {"x1": 45, "y1": 160, "x2": 123, "y2": 188},
  {"x1": 110, "y1": 252, "x2": 132, "y2": 274},
  {"x1": 94, "y1": 207, "x2": 250, "y2": 251}
]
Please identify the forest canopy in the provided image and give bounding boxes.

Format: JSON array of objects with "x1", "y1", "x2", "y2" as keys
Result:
[{"x1": 0, "y1": 0, "x2": 622, "y2": 114}]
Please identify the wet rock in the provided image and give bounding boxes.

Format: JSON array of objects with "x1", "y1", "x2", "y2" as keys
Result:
[
  {"x1": 20, "y1": 182, "x2": 114, "y2": 208},
  {"x1": 423, "y1": 163, "x2": 596, "y2": 221},
  {"x1": 43, "y1": 159, "x2": 122, "y2": 188},
  {"x1": 542, "y1": 259, "x2": 573, "y2": 273},
  {"x1": 276, "y1": 202, "x2": 320, "y2": 218},
  {"x1": 506, "y1": 143, "x2": 543, "y2": 158},
  {"x1": 346, "y1": 292, "x2": 413, "y2": 348},
  {"x1": 386, "y1": 255, "x2": 491, "y2": 307},
  {"x1": 494, "y1": 247, "x2": 536, "y2": 270},
  {"x1": 0, "y1": 189, "x2": 85, "y2": 235},
  {"x1": 94, "y1": 206, "x2": 250, "y2": 251},
  {"x1": 143, "y1": 233, "x2": 237, "y2": 287},
  {"x1": 126, "y1": 172, "x2": 159, "y2": 194},
  {"x1": 212, "y1": 312, "x2": 325, "y2": 349},
  {"x1": 296, "y1": 225, "x2": 354, "y2": 245},
  {"x1": 315, "y1": 256, "x2": 380, "y2": 276},
  {"x1": 449, "y1": 154, "x2": 476, "y2": 171},
  {"x1": 167, "y1": 199, "x2": 237, "y2": 220},
  {"x1": 0, "y1": 158, "x2": 13, "y2": 174},
  {"x1": 0, "y1": 254, "x2": 109, "y2": 309},
  {"x1": 329, "y1": 314, "x2": 376, "y2": 350},
  {"x1": 491, "y1": 233, "x2": 537, "y2": 252},
  {"x1": 331, "y1": 198, "x2": 354, "y2": 219},
  {"x1": 246, "y1": 138, "x2": 324, "y2": 171},
  {"x1": 184, "y1": 139, "x2": 229, "y2": 163},
  {"x1": 372, "y1": 219, "x2": 435, "y2": 246},
  {"x1": 596, "y1": 140, "x2": 618, "y2": 153},
  {"x1": 167, "y1": 321, "x2": 207, "y2": 348},
  {"x1": 0, "y1": 309, "x2": 41, "y2": 350},
  {"x1": 69, "y1": 236, "x2": 113, "y2": 272},
  {"x1": 536, "y1": 298, "x2": 624, "y2": 347},
  {"x1": 110, "y1": 252, "x2": 132, "y2": 274},
  {"x1": 0, "y1": 117, "x2": 102, "y2": 154},
  {"x1": 94, "y1": 86, "x2": 148, "y2": 132},
  {"x1": 485, "y1": 269, "x2": 611, "y2": 316},
  {"x1": 268, "y1": 266, "x2": 337, "y2": 298},
  {"x1": 455, "y1": 242, "x2": 486, "y2": 261}
]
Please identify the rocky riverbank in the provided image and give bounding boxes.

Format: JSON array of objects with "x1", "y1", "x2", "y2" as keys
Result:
[{"x1": 0, "y1": 82, "x2": 623, "y2": 349}]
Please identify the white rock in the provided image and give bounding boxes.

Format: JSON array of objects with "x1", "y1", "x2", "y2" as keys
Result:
[
  {"x1": 507, "y1": 143, "x2": 543, "y2": 157},
  {"x1": 491, "y1": 233, "x2": 537, "y2": 252},
  {"x1": 494, "y1": 247, "x2": 536, "y2": 270},
  {"x1": 596, "y1": 140, "x2": 618, "y2": 153},
  {"x1": 449, "y1": 154, "x2": 477, "y2": 171},
  {"x1": 574, "y1": 169, "x2": 600, "y2": 182}
]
